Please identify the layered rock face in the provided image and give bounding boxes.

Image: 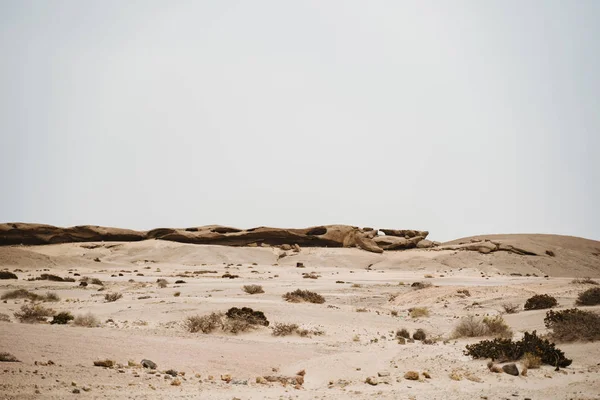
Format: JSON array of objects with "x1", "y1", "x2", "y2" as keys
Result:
[{"x1": 0, "y1": 223, "x2": 432, "y2": 253}]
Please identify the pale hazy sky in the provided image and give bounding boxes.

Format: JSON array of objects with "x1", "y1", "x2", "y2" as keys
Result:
[{"x1": 1, "y1": 1, "x2": 599, "y2": 242}]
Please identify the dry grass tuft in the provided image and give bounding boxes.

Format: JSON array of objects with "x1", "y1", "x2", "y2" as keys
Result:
[
  {"x1": 409, "y1": 307, "x2": 430, "y2": 318},
  {"x1": 156, "y1": 279, "x2": 168, "y2": 288},
  {"x1": 73, "y1": 312, "x2": 100, "y2": 327},
  {"x1": 452, "y1": 315, "x2": 512, "y2": 338},
  {"x1": 271, "y1": 323, "x2": 299, "y2": 336},
  {"x1": 411, "y1": 281, "x2": 432, "y2": 290},
  {"x1": 14, "y1": 303, "x2": 55, "y2": 323},
  {"x1": 282, "y1": 289, "x2": 325, "y2": 304},
  {"x1": 396, "y1": 328, "x2": 410, "y2": 339},
  {"x1": 185, "y1": 312, "x2": 223, "y2": 333},
  {"x1": 502, "y1": 303, "x2": 520, "y2": 314},
  {"x1": 104, "y1": 293, "x2": 122, "y2": 302},
  {"x1": 1, "y1": 289, "x2": 58, "y2": 302},
  {"x1": 522, "y1": 352, "x2": 542, "y2": 369},
  {"x1": 242, "y1": 285, "x2": 264, "y2": 294},
  {"x1": 0, "y1": 313, "x2": 11, "y2": 322}
]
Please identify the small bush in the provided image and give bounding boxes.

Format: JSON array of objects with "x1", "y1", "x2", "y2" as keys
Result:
[
  {"x1": 0, "y1": 352, "x2": 19, "y2": 362},
  {"x1": 51, "y1": 311, "x2": 74, "y2": 325},
  {"x1": 456, "y1": 289, "x2": 471, "y2": 297},
  {"x1": 411, "y1": 282, "x2": 432, "y2": 290},
  {"x1": 502, "y1": 303, "x2": 520, "y2": 314},
  {"x1": 522, "y1": 352, "x2": 542, "y2": 369},
  {"x1": 173, "y1": 291, "x2": 181, "y2": 297},
  {"x1": 223, "y1": 318, "x2": 252, "y2": 334},
  {"x1": 90, "y1": 278, "x2": 103, "y2": 286},
  {"x1": 453, "y1": 316, "x2": 488, "y2": 338},
  {"x1": 0, "y1": 271, "x2": 18, "y2": 280},
  {"x1": 575, "y1": 287, "x2": 600, "y2": 306},
  {"x1": 185, "y1": 313, "x2": 224, "y2": 333},
  {"x1": 156, "y1": 279, "x2": 168, "y2": 288},
  {"x1": 396, "y1": 328, "x2": 410, "y2": 339},
  {"x1": 283, "y1": 289, "x2": 325, "y2": 304},
  {"x1": 524, "y1": 294, "x2": 557, "y2": 310},
  {"x1": 544, "y1": 308, "x2": 600, "y2": 342},
  {"x1": 409, "y1": 307, "x2": 429, "y2": 318},
  {"x1": 483, "y1": 316, "x2": 513, "y2": 338},
  {"x1": 2, "y1": 289, "x2": 42, "y2": 301},
  {"x1": 104, "y1": 293, "x2": 122, "y2": 302},
  {"x1": 272, "y1": 323, "x2": 299, "y2": 336},
  {"x1": 36, "y1": 274, "x2": 75, "y2": 282},
  {"x1": 571, "y1": 277, "x2": 598, "y2": 285},
  {"x1": 14, "y1": 303, "x2": 55, "y2": 323},
  {"x1": 0, "y1": 313, "x2": 11, "y2": 322},
  {"x1": 302, "y1": 272, "x2": 320, "y2": 279},
  {"x1": 44, "y1": 292, "x2": 60, "y2": 302},
  {"x1": 464, "y1": 331, "x2": 571, "y2": 368},
  {"x1": 242, "y1": 285, "x2": 264, "y2": 294},
  {"x1": 225, "y1": 307, "x2": 269, "y2": 326},
  {"x1": 413, "y1": 328, "x2": 426, "y2": 341},
  {"x1": 73, "y1": 312, "x2": 100, "y2": 327}
]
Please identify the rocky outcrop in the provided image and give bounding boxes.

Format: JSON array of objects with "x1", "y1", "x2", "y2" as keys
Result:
[{"x1": 0, "y1": 223, "x2": 432, "y2": 253}]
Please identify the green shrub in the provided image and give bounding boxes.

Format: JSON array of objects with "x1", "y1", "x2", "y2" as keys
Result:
[
  {"x1": 524, "y1": 294, "x2": 557, "y2": 310},
  {"x1": 464, "y1": 331, "x2": 571, "y2": 368},
  {"x1": 544, "y1": 308, "x2": 600, "y2": 342},
  {"x1": 51, "y1": 311, "x2": 74, "y2": 325},
  {"x1": 575, "y1": 287, "x2": 600, "y2": 306}
]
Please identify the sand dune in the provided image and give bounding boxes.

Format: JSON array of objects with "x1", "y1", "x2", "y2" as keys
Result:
[{"x1": 1, "y1": 233, "x2": 599, "y2": 399}]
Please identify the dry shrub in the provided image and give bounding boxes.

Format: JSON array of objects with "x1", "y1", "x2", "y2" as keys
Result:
[
  {"x1": 424, "y1": 274, "x2": 434, "y2": 278},
  {"x1": 456, "y1": 289, "x2": 471, "y2": 297},
  {"x1": 524, "y1": 294, "x2": 557, "y2": 310},
  {"x1": 282, "y1": 289, "x2": 325, "y2": 304},
  {"x1": 396, "y1": 328, "x2": 410, "y2": 339},
  {"x1": 453, "y1": 316, "x2": 487, "y2": 338},
  {"x1": 44, "y1": 292, "x2": 60, "y2": 302},
  {"x1": 575, "y1": 287, "x2": 600, "y2": 306},
  {"x1": 483, "y1": 316, "x2": 513, "y2": 338},
  {"x1": 272, "y1": 323, "x2": 299, "y2": 336},
  {"x1": 51, "y1": 311, "x2": 74, "y2": 325},
  {"x1": 571, "y1": 277, "x2": 599, "y2": 285},
  {"x1": 0, "y1": 352, "x2": 19, "y2": 362},
  {"x1": 104, "y1": 293, "x2": 122, "y2": 302},
  {"x1": 0, "y1": 313, "x2": 11, "y2": 322},
  {"x1": 223, "y1": 318, "x2": 253, "y2": 334},
  {"x1": 36, "y1": 274, "x2": 75, "y2": 282},
  {"x1": 411, "y1": 281, "x2": 432, "y2": 290},
  {"x1": 502, "y1": 303, "x2": 520, "y2": 314},
  {"x1": 409, "y1": 307, "x2": 429, "y2": 318},
  {"x1": 90, "y1": 278, "x2": 103, "y2": 286},
  {"x1": 242, "y1": 285, "x2": 264, "y2": 294},
  {"x1": 0, "y1": 271, "x2": 18, "y2": 279},
  {"x1": 156, "y1": 279, "x2": 168, "y2": 288},
  {"x1": 522, "y1": 352, "x2": 542, "y2": 369},
  {"x1": 544, "y1": 308, "x2": 600, "y2": 342},
  {"x1": 355, "y1": 307, "x2": 368, "y2": 312},
  {"x1": 73, "y1": 312, "x2": 100, "y2": 327},
  {"x1": 185, "y1": 312, "x2": 223, "y2": 333},
  {"x1": 14, "y1": 303, "x2": 55, "y2": 323},
  {"x1": 453, "y1": 315, "x2": 512, "y2": 338},
  {"x1": 2, "y1": 289, "x2": 43, "y2": 301},
  {"x1": 173, "y1": 291, "x2": 181, "y2": 297},
  {"x1": 412, "y1": 328, "x2": 426, "y2": 341},
  {"x1": 302, "y1": 272, "x2": 320, "y2": 279}
]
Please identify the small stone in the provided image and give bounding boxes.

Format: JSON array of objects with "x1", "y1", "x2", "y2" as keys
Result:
[
  {"x1": 404, "y1": 371, "x2": 419, "y2": 380},
  {"x1": 72, "y1": 388, "x2": 80, "y2": 394},
  {"x1": 502, "y1": 363, "x2": 519, "y2": 376},
  {"x1": 256, "y1": 376, "x2": 267, "y2": 384},
  {"x1": 141, "y1": 359, "x2": 157, "y2": 369},
  {"x1": 377, "y1": 371, "x2": 390, "y2": 377},
  {"x1": 221, "y1": 374, "x2": 232, "y2": 383},
  {"x1": 71, "y1": 382, "x2": 77, "y2": 386},
  {"x1": 422, "y1": 371, "x2": 431, "y2": 379},
  {"x1": 365, "y1": 376, "x2": 378, "y2": 386}
]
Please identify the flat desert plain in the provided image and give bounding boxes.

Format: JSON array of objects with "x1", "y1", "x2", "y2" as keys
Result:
[{"x1": 1, "y1": 234, "x2": 600, "y2": 399}]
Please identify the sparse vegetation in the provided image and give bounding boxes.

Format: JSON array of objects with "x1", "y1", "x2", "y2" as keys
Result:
[
  {"x1": 502, "y1": 303, "x2": 520, "y2": 314},
  {"x1": 185, "y1": 307, "x2": 269, "y2": 335},
  {"x1": 90, "y1": 278, "x2": 103, "y2": 285},
  {"x1": 73, "y1": 312, "x2": 100, "y2": 327},
  {"x1": 36, "y1": 274, "x2": 75, "y2": 282},
  {"x1": 51, "y1": 311, "x2": 74, "y2": 325},
  {"x1": 0, "y1": 271, "x2": 18, "y2": 279},
  {"x1": 452, "y1": 315, "x2": 512, "y2": 338},
  {"x1": 1, "y1": 289, "x2": 59, "y2": 302},
  {"x1": 14, "y1": 303, "x2": 55, "y2": 323},
  {"x1": 156, "y1": 279, "x2": 168, "y2": 288},
  {"x1": 524, "y1": 294, "x2": 558, "y2": 310},
  {"x1": 173, "y1": 291, "x2": 181, "y2": 297},
  {"x1": 302, "y1": 272, "x2": 320, "y2": 279},
  {"x1": 185, "y1": 312, "x2": 223, "y2": 333},
  {"x1": 412, "y1": 328, "x2": 426, "y2": 341},
  {"x1": 242, "y1": 285, "x2": 264, "y2": 294},
  {"x1": 226, "y1": 307, "x2": 269, "y2": 326},
  {"x1": 456, "y1": 289, "x2": 471, "y2": 297},
  {"x1": 44, "y1": 292, "x2": 60, "y2": 302},
  {"x1": 464, "y1": 331, "x2": 572, "y2": 368},
  {"x1": 283, "y1": 289, "x2": 325, "y2": 304},
  {"x1": 544, "y1": 308, "x2": 600, "y2": 342},
  {"x1": 575, "y1": 287, "x2": 600, "y2": 306},
  {"x1": 0, "y1": 313, "x2": 10, "y2": 322},
  {"x1": 271, "y1": 322, "x2": 299, "y2": 336},
  {"x1": 522, "y1": 352, "x2": 542, "y2": 369},
  {"x1": 571, "y1": 277, "x2": 598, "y2": 285},
  {"x1": 104, "y1": 293, "x2": 122, "y2": 302},
  {"x1": 396, "y1": 328, "x2": 410, "y2": 339},
  {"x1": 355, "y1": 307, "x2": 368, "y2": 312},
  {"x1": 409, "y1": 307, "x2": 430, "y2": 318},
  {"x1": 0, "y1": 352, "x2": 19, "y2": 362},
  {"x1": 411, "y1": 281, "x2": 432, "y2": 290}
]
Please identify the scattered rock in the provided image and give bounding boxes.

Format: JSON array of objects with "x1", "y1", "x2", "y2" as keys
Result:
[
  {"x1": 502, "y1": 363, "x2": 519, "y2": 376},
  {"x1": 171, "y1": 379, "x2": 181, "y2": 386},
  {"x1": 93, "y1": 360, "x2": 114, "y2": 368},
  {"x1": 365, "y1": 376, "x2": 378, "y2": 385},
  {"x1": 164, "y1": 369, "x2": 178, "y2": 377},
  {"x1": 72, "y1": 388, "x2": 80, "y2": 394},
  {"x1": 377, "y1": 371, "x2": 390, "y2": 377},
  {"x1": 404, "y1": 371, "x2": 419, "y2": 380},
  {"x1": 256, "y1": 376, "x2": 267, "y2": 384},
  {"x1": 221, "y1": 374, "x2": 232, "y2": 383},
  {"x1": 141, "y1": 359, "x2": 157, "y2": 369}
]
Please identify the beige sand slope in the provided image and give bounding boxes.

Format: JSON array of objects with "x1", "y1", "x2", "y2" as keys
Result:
[{"x1": 1, "y1": 234, "x2": 599, "y2": 399}]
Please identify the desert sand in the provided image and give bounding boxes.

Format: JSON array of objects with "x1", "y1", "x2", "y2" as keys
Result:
[{"x1": 1, "y1": 228, "x2": 600, "y2": 399}]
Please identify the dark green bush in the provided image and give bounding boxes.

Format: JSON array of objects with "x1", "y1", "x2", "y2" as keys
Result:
[
  {"x1": 225, "y1": 307, "x2": 269, "y2": 327},
  {"x1": 544, "y1": 308, "x2": 600, "y2": 342},
  {"x1": 464, "y1": 331, "x2": 571, "y2": 368},
  {"x1": 575, "y1": 287, "x2": 600, "y2": 306},
  {"x1": 0, "y1": 271, "x2": 18, "y2": 279},
  {"x1": 524, "y1": 294, "x2": 558, "y2": 310},
  {"x1": 412, "y1": 328, "x2": 426, "y2": 340},
  {"x1": 51, "y1": 311, "x2": 74, "y2": 325},
  {"x1": 36, "y1": 274, "x2": 75, "y2": 282}
]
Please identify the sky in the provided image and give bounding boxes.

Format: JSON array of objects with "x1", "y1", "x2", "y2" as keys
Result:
[{"x1": 1, "y1": 0, "x2": 599, "y2": 242}]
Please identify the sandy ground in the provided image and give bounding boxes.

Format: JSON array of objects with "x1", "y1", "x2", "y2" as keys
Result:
[{"x1": 1, "y1": 237, "x2": 599, "y2": 399}]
